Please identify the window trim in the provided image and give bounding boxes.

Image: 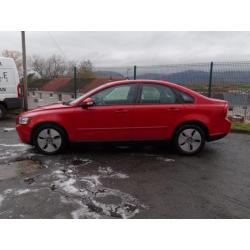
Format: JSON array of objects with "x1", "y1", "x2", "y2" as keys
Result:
[{"x1": 90, "y1": 83, "x2": 139, "y2": 106}]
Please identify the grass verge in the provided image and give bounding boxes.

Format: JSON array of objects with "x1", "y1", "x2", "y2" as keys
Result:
[{"x1": 232, "y1": 123, "x2": 250, "y2": 132}]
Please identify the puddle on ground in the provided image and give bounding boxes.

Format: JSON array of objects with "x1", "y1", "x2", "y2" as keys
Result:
[
  {"x1": 0, "y1": 157, "x2": 147, "y2": 218},
  {"x1": 49, "y1": 160, "x2": 145, "y2": 219},
  {"x1": 0, "y1": 160, "x2": 42, "y2": 180},
  {"x1": 0, "y1": 144, "x2": 147, "y2": 218}
]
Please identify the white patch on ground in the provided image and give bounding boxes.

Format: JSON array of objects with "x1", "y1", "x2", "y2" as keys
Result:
[
  {"x1": 15, "y1": 189, "x2": 31, "y2": 195},
  {"x1": 0, "y1": 143, "x2": 33, "y2": 164},
  {"x1": 144, "y1": 153, "x2": 175, "y2": 163},
  {"x1": 0, "y1": 151, "x2": 15, "y2": 160},
  {"x1": 0, "y1": 195, "x2": 4, "y2": 206},
  {"x1": 156, "y1": 157, "x2": 175, "y2": 162},
  {"x1": 98, "y1": 167, "x2": 129, "y2": 179},
  {"x1": 3, "y1": 189, "x2": 13, "y2": 195},
  {"x1": 55, "y1": 178, "x2": 79, "y2": 195},
  {"x1": 0, "y1": 143, "x2": 28, "y2": 147},
  {"x1": 51, "y1": 163, "x2": 145, "y2": 219},
  {"x1": 71, "y1": 203, "x2": 101, "y2": 219},
  {"x1": 80, "y1": 175, "x2": 101, "y2": 187},
  {"x1": 3, "y1": 128, "x2": 15, "y2": 132}
]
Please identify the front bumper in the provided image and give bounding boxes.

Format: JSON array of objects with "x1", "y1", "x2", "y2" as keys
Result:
[{"x1": 16, "y1": 123, "x2": 32, "y2": 144}]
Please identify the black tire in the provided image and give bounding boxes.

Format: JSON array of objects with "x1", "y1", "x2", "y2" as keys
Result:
[
  {"x1": 0, "y1": 104, "x2": 7, "y2": 120},
  {"x1": 33, "y1": 123, "x2": 68, "y2": 155},
  {"x1": 173, "y1": 124, "x2": 205, "y2": 155}
]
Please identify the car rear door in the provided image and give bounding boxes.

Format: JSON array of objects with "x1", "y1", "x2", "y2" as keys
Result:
[
  {"x1": 131, "y1": 83, "x2": 184, "y2": 140},
  {"x1": 74, "y1": 83, "x2": 138, "y2": 141}
]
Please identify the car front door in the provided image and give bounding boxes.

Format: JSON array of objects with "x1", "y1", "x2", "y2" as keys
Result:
[
  {"x1": 74, "y1": 83, "x2": 138, "y2": 141},
  {"x1": 131, "y1": 83, "x2": 184, "y2": 140}
]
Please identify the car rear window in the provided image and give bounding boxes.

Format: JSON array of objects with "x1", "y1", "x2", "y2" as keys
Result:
[{"x1": 175, "y1": 89, "x2": 194, "y2": 103}]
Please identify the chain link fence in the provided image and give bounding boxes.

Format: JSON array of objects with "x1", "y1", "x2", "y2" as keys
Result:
[{"x1": 27, "y1": 61, "x2": 250, "y2": 121}]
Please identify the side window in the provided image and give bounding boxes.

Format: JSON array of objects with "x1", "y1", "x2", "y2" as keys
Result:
[
  {"x1": 175, "y1": 89, "x2": 194, "y2": 103},
  {"x1": 140, "y1": 84, "x2": 177, "y2": 104},
  {"x1": 91, "y1": 84, "x2": 135, "y2": 105}
]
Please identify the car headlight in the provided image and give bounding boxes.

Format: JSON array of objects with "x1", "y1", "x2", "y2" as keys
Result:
[{"x1": 19, "y1": 117, "x2": 31, "y2": 125}]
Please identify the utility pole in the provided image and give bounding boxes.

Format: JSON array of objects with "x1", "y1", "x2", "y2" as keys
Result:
[{"x1": 21, "y1": 31, "x2": 28, "y2": 111}]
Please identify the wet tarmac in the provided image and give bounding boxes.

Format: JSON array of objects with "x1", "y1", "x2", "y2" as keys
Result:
[{"x1": 0, "y1": 117, "x2": 250, "y2": 218}]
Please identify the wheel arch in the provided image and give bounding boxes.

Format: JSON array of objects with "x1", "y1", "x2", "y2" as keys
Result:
[
  {"x1": 30, "y1": 121, "x2": 69, "y2": 145},
  {"x1": 172, "y1": 120, "x2": 209, "y2": 141}
]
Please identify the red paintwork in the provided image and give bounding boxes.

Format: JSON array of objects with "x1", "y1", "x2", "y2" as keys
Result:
[{"x1": 16, "y1": 80, "x2": 231, "y2": 144}]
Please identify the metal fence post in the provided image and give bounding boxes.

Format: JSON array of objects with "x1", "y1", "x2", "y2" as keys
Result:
[
  {"x1": 208, "y1": 61, "x2": 213, "y2": 97},
  {"x1": 21, "y1": 31, "x2": 28, "y2": 111},
  {"x1": 133, "y1": 65, "x2": 137, "y2": 80},
  {"x1": 74, "y1": 66, "x2": 77, "y2": 99}
]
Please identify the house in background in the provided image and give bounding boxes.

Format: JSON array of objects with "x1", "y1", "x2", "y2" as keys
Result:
[
  {"x1": 27, "y1": 77, "x2": 123, "y2": 109},
  {"x1": 223, "y1": 92, "x2": 250, "y2": 120}
]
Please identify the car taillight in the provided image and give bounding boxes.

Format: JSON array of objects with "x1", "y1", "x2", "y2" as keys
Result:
[
  {"x1": 17, "y1": 83, "x2": 21, "y2": 97},
  {"x1": 222, "y1": 103, "x2": 228, "y2": 117}
]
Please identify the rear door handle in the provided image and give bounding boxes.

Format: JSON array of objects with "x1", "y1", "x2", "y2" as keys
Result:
[{"x1": 115, "y1": 109, "x2": 128, "y2": 113}]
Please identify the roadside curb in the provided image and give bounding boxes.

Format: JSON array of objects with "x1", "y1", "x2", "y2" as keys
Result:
[{"x1": 231, "y1": 129, "x2": 250, "y2": 135}]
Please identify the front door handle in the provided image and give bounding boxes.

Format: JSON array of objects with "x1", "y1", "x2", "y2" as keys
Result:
[{"x1": 115, "y1": 109, "x2": 128, "y2": 113}]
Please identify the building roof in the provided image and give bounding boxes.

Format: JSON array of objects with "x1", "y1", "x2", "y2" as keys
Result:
[
  {"x1": 41, "y1": 78, "x2": 72, "y2": 91},
  {"x1": 31, "y1": 77, "x2": 124, "y2": 93},
  {"x1": 80, "y1": 77, "x2": 123, "y2": 93}
]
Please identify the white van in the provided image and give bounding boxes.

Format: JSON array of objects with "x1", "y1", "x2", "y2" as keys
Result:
[{"x1": 0, "y1": 57, "x2": 22, "y2": 119}]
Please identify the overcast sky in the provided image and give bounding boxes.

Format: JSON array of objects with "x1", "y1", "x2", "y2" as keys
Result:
[{"x1": 0, "y1": 31, "x2": 250, "y2": 67}]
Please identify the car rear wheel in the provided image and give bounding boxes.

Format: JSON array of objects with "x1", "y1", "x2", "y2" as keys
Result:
[
  {"x1": 33, "y1": 124, "x2": 68, "y2": 155},
  {"x1": 173, "y1": 124, "x2": 205, "y2": 155},
  {"x1": 0, "y1": 104, "x2": 7, "y2": 120}
]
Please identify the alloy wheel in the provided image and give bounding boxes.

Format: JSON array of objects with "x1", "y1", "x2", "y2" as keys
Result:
[
  {"x1": 37, "y1": 128, "x2": 62, "y2": 153},
  {"x1": 177, "y1": 128, "x2": 202, "y2": 153}
]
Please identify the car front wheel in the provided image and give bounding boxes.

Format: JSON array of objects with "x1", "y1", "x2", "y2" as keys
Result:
[
  {"x1": 173, "y1": 124, "x2": 205, "y2": 155},
  {"x1": 33, "y1": 124, "x2": 68, "y2": 155}
]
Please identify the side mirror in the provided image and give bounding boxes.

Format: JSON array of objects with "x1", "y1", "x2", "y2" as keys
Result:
[{"x1": 81, "y1": 97, "x2": 94, "y2": 108}]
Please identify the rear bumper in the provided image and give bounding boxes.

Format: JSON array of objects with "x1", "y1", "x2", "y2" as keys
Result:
[{"x1": 208, "y1": 118, "x2": 231, "y2": 141}]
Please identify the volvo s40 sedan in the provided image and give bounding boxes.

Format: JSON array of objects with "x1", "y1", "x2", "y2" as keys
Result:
[{"x1": 16, "y1": 80, "x2": 231, "y2": 155}]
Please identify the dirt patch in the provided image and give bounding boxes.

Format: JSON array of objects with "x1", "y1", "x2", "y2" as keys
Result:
[{"x1": 0, "y1": 160, "x2": 42, "y2": 180}]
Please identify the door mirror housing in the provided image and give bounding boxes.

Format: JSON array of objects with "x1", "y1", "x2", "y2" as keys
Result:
[{"x1": 81, "y1": 97, "x2": 94, "y2": 108}]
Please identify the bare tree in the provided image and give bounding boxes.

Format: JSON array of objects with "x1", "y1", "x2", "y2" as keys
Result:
[
  {"x1": 31, "y1": 55, "x2": 46, "y2": 78},
  {"x1": 45, "y1": 55, "x2": 66, "y2": 79},
  {"x1": 78, "y1": 59, "x2": 95, "y2": 78},
  {"x1": 2, "y1": 49, "x2": 23, "y2": 75},
  {"x1": 31, "y1": 54, "x2": 66, "y2": 79}
]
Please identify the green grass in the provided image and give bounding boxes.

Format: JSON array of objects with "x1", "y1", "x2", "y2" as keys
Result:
[{"x1": 232, "y1": 123, "x2": 250, "y2": 132}]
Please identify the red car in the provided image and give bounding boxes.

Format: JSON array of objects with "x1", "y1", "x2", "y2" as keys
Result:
[{"x1": 16, "y1": 80, "x2": 231, "y2": 155}]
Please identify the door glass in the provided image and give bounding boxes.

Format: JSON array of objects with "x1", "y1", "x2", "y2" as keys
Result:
[
  {"x1": 140, "y1": 84, "x2": 177, "y2": 104},
  {"x1": 91, "y1": 84, "x2": 134, "y2": 105}
]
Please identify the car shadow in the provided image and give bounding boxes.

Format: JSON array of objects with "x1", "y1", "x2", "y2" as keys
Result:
[{"x1": 68, "y1": 141, "x2": 176, "y2": 156}]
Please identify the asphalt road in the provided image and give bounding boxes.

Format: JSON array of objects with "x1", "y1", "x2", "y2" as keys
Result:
[{"x1": 0, "y1": 117, "x2": 250, "y2": 219}]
